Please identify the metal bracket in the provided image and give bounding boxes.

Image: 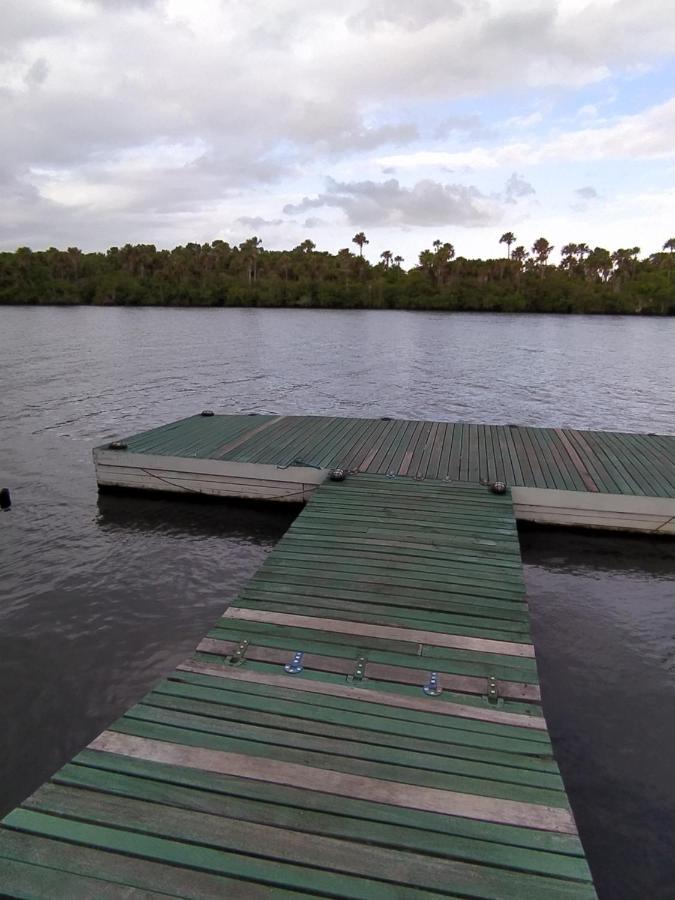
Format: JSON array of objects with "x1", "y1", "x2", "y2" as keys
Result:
[
  {"x1": 487, "y1": 676, "x2": 500, "y2": 704},
  {"x1": 348, "y1": 656, "x2": 367, "y2": 683},
  {"x1": 227, "y1": 639, "x2": 249, "y2": 667},
  {"x1": 423, "y1": 672, "x2": 442, "y2": 696},
  {"x1": 284, "y1": 651, "x2": 304, "y2": 674}
]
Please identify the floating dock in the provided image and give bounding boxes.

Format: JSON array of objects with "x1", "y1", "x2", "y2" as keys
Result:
[
  {"x1": 0, "y1": 476, "x2": 597, "y2": 897},
  {"x1": 93, "y1": 413, "x2": 675, "y2": 534}
]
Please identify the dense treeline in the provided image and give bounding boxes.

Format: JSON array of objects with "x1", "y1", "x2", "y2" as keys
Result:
[{"x1": 1, "y1": 233, "x2": 674, "y2": 314}]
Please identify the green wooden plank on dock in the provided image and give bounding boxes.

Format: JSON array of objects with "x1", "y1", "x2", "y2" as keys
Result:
[
  {"x1": 1, "y1": 472, "x2": 597, "y2": 897},
  {"x1": 98, "y1": 413, "x2": 675, "y2": 500}
]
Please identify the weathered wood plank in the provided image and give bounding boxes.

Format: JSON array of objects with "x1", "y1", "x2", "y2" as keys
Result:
[
  {"x1": 74, "y1": 749, "x2": 587, "y2": 856},
  {"x1": 0, "y1": 828, "x2": 291, "y2": 898},
  {"x1": 175, "y1": 664, "x2": 549, "y2": 736},
  {"x1": 88, "y1": 732, "x2": 579, "y2": 834},
  {"x1": 21, "y1": 784, "x2": 584, "y2": 899},
  {"x1": 196, "y1": 639, "x2": 542, "y2": 701},
  {"x1": 223, "y1": 608, "x2": 536, "y2": 658},
  {"x1": 5, "y1": 460, "x2": 603, "y2": 896},
  {"x1": 54, "y1": 764, "x2": 591, "y2": 882}
]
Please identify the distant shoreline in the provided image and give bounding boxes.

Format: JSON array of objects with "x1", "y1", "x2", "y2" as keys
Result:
[
  {"x1": 2, "y1": 300, "x2": 673, "y2": 316},
  {"x1": 2, "y1": 239, "x2": 674, "y2": 315},
  {"x1": 0, "y1": 302, "x2": 675, "y2": 319}
]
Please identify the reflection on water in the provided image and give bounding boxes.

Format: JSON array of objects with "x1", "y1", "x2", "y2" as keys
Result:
[
  {"x1": 1, "y1": 306, "x2": 674, "y2": 899},
  {"x1": 521, "y1": 527, "x2": 675, "y2": 900}
]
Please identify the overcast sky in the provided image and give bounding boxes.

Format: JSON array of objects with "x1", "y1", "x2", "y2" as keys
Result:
[{"x1": 2, "y1": 0, "x2": 674, "y2": 263}]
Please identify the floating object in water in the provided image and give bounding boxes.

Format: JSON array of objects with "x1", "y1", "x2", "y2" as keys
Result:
[
  {"x1": 0, "y1": 488, "x2": 11, "y2": 510},
  {"x1": 490, "y1": 481, "x2": 507, "y2": 494},
  {"x1": 329, "y1": 468, "x2": 346, "y2": 482},
  {"x1": 201, "y1": 409, "x2": 214, "y2": 417},
  {"x1": 108, "y1": 440, "x2": 127, "y2": 450}
]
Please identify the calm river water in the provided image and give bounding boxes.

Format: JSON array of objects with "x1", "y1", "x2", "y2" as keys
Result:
[{"x1": 1, "y1": 307, "x2": 674, "y2": 899}]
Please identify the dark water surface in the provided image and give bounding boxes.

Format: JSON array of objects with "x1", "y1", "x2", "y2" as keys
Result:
[{"x1": 1, "y1": 307, "x2": 674, "y2": 899}]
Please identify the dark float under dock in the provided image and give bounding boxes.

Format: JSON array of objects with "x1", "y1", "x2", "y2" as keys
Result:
[{"x1": 2, "y1": 413, "x2": 672, "y2": 896}]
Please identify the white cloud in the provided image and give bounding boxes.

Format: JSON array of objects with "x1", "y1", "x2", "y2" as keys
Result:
[
  {"x1": 1, "y1": 0, "x2": 674, "y2": 250},
  {"x1": 378, "y1": 98, "x2": 675, "y2": 172},
  {"x1": 282, "y1": 173, "x2": 537, "y2": 227}
]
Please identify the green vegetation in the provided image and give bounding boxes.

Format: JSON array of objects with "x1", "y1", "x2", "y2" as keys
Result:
[{"x1": 1, "y1": 234, "x2": 674, "y2": 314}]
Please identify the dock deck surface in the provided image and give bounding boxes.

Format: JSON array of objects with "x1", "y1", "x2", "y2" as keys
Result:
[
  {"x1": 0, "y1": 476, "x2": 595, "y2": 898},
  {"x1": 94, "y1": 413, "x2": 675, "y2": 534},
  {"x1": 112, "y1": 413, "x2": 675, "y2": 495}
]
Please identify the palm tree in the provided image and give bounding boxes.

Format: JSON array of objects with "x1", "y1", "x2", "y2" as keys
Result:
[
  {"x1": 511, "y1": 246, "x2": 528, "y2": 264},
  {"x1": 663, "y1": 238, "x2": 675, "y2": 280},
  {"x1": 429, "y1": 242, "x2": 455, "y2": 286},
  {"x1": 352, "y1": 232, "x2": 369, "y2": 256},
  {"x1": 440, "y1": 242, "x2": 455, "y2": 262},
  {"x1": 239, "y1": 236, "x2": 263, "y2": 284},
  {"x1": 560, "y1": 243, "x2": 578, "y2": 269},
  {"x1": 418, "y1": 249, "x2": 435, "y2": 277},
  {"x1": 587, "y1": 247, "x2": 612, "y2": 282},
  {"x1": 499, "y1": 232, "x2": 516, "y2": 259},
  {"x1": 531, "y1": 237, "x2": 553, "y2": 279},
  {"x1": 532, "y1": 237, "x2": 553, "y2": 265},
  {"x1": 394, "y1": 255, "x2": 404, "y2": 268},
  {"x1": 380, "y1": 250, "x2": 393, "y2": 269},
  {"x1": 611, "y1": 248, "x2": 639, "y2": 283}
]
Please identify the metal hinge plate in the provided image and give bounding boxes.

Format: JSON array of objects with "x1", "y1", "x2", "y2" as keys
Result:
[{"x1": 227, "y1": 639, "x2": 249, "y2": 667}]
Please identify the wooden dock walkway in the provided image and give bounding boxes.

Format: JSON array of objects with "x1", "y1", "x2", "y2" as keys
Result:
[
  {"x1": 94, "y1": 413, "x2": 675, "y2": 533},
  {"x1": 0, "y1": 477, "x2": 596, "y2": 898}
]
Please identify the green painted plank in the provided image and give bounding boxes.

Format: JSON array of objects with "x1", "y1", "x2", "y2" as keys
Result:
[
  {"x1": 139, "y1": 691, "x2": 562, "y2": 789},
  {"x1": 5, "y1": 461, "x2": 600, "y2": 898},
  {"x1": 560, "y1": 429, "x2": 614, "y2": 493},
  {"x1": 274, "y1": 538, "x2": 526, "y2": 571},
  {"x1": 112, "y1": 714, "x2": 567, "y2": 807},
  {"x1": 3, "y1": 809, "x2": 429, "y2": 900},
  {"x1": 192, "y1": 653, "x2": 543, "y2": 717},
  {"x1": 231, "y1": 600, "x2": 531, "y2": 643},
  {"x1": 166, "y1": 671, "x2": 551, "y2": 748},
  {"x1": 238, "y1": 574, "x2": 529, "y2": 617},
  {"x1": 16, "y1": 790, "x2": 592, "y2": 900},
  {"x1": 247, "y1": 568, "x2": 525, "y2": 606},
  {"x1": 153, "y1": 680, "x2": 554, "y2": 765},
  {"x1": 0, "y1": 854, "x2": 169, "y2": 899},
  {"x1": 208, "y1": 623, "x2": 539, "y2": 682},
  {"x1": 266, "y1": 547, "x2": 527, "y2": 584},
  {"x1": 54, "y1": 764, "x2": 592, "y2": 883},
  {"x1": 235, "y1": 589, "x2": 531, "y2": 628},
  {"x1": 116, "y1": 414, "x2": 671, "y2": 499},
  {"x1": 239, "y1": 583, "x2": 529, "y2": 621},
  {"x1": 156, "y1": 672, "x2": 549, "y2": 741},
  {"x1": 263, "y1": 558, "x2": 527, "y2": 598},
  {"x1": 0, "y1": 828, "x2": 292, "y2": 898},
  {"x1": 74, "y1": 749, "x2": 587, "y2": 857},
  {"x1": 602, "y1": 432, "x2": 674, "y2": 495}
]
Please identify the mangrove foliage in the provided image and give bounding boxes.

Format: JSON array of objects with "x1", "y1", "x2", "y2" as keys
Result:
[{"x1": 1, "y1": 234, "x2": 674, "y2": 314}]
